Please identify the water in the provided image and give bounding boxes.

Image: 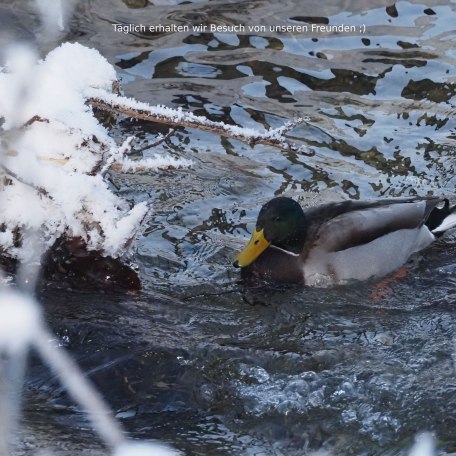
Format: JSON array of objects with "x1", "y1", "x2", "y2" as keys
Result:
[{"x1": 3, "y1": 0, "x2": 456, "y2": 454}]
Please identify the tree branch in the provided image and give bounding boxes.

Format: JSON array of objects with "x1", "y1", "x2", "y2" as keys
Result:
[
  {"x1": 87, "y1": 95, "x2": 314, "y2": 156},
  {"x1": 135, "y1": 128, "x2": 176, "y2": 153}
]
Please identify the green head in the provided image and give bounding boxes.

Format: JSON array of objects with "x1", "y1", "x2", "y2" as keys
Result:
[{"x1": 234, "y1": 197, "x2": 307, "y2": 267}]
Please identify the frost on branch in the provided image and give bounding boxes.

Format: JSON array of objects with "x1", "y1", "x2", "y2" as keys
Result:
[
  {"x1": 87, "y1": 93, "x2": 312, "y2": 155},
  {"x1": 0, "y1": 43, "x2": 192, "y2": 277}
]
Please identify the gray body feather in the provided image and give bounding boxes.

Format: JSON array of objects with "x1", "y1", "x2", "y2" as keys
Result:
[{"x1": 303, "y1": 199, "x2": 436, "y2": 286}]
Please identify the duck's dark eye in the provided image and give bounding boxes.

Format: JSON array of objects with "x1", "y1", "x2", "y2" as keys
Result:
[{"x1": 273, "y1": 216, "x2": 281, "y2": 222}]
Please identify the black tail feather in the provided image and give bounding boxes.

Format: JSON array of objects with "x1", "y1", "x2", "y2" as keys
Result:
[
  {"x1": 426, "y1": 198, "x2": 456, "y2": 236},
  {"x1": 425, "y1": 199, "x2": 449, "y2": 231}
]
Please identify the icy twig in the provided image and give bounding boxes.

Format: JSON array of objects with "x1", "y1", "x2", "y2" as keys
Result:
[
  {"x1": 86, "y1": 95, "x2": 314, "y2": 156},
  {"x1": 0, "y1": 291, "x2": 42, "y2": 456},
  {"x1": 32, "y1": 324, "x2": 126, "y2": 450},
  {"x1": 110, "y1": 155, "x2": 193, "y2": 173},
  {"x1": 0, "y1": 350, "x2": 27, "y2": 456}
]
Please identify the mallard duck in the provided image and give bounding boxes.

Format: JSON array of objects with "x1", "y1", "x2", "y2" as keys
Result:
[{"x1": 233, "y1": 196, "x2": 456, "y2": 286}]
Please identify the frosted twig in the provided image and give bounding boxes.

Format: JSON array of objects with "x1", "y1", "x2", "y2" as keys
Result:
[
  {"x1": 2, "y1": 151, "x2": 190, "y2": 174},
  {"x1": 0, "y1": 350, "x2": 27, "y2": 456},
  {"x1": 110, "y1": 156, "x2": 193, "y2": 173},
  {"x1": 33, "y1": 325, "x2": 126, "y2": 450},
  {"x1": 87, "y1": 96, "x2": 314, "y2": 156}
]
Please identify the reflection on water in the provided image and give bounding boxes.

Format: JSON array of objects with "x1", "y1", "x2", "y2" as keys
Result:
[{"x1": 3, "y1": 0, "x2": 456, "y2": 454}]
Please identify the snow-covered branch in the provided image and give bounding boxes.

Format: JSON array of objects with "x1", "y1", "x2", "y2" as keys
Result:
[{"x1": 87, "y1": 94, "x2": 314, "y2": 155}]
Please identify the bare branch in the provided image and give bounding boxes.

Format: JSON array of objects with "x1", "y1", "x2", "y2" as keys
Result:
[
  {"x1": 22, "y1": 115, "x2": 49, "y2": 128},
  {"x1": 135, "y1": 128, "x2": 176, "y2": 153}
]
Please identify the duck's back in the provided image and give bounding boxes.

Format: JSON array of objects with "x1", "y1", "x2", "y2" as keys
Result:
[{"x1": 302, "y1": 198, "x2": 439, "y2": 286}]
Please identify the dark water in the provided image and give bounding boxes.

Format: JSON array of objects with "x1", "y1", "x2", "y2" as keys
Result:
[{"x1": 3, "y1": 0, "x2": 456, "y2": 454}]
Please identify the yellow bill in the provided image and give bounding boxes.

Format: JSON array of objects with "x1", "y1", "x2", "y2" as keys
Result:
[{"x1": 234, "y1": 228, "x2": 271, "y2": 267}]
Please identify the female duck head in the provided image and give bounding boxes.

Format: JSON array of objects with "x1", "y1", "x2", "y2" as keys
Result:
[{"x1": 233, "y1": 197, "x2": 307, "y2": 267}]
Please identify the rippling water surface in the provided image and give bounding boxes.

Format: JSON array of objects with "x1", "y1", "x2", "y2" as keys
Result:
[{"x1": 3, "y1": 0, "x2": 456, "y2": 454}]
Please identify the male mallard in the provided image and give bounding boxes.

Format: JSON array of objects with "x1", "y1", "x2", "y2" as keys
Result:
[{"x1": 233, "y1": 196, "x2": 456, "y2": 286}]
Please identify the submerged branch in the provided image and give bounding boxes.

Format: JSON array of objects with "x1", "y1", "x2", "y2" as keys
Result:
[
  {"x1": 87, "y1": 95, "x2": 314, "y2": 156},
  {"x1": 135, "y1": 128, "x2": 176, "y2": 153}
]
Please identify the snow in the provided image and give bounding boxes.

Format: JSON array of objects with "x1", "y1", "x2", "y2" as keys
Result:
[
  {"x1": 117, "y1": 155, "x2": 194, "y2": 172},
  {"x1": 0, "y1": 290, "x2": 42, "y2": 354},
  {"x1": 1, "y1": 43, "x2": 116, "y2": 131},
  {"x1": 0, "y1": 43, "x2": 194, "y2": 261}
]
